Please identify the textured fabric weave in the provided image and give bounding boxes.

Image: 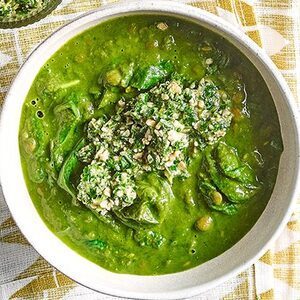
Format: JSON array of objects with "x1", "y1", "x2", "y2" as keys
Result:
[{"x1": 0, "y1": 0, "x2": 299, "y2": 299}]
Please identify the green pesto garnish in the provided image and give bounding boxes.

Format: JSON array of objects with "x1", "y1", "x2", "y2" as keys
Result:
[
  {"x1": 77, "y1": 75, "x2": 232, "y2": 215},
  {"x1": 0, "y1": 0, "x2": 47, "y2": 19}
]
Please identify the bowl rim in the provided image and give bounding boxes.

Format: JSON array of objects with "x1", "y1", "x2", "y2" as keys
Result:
[{"x1": 0, "y1": 1, "x2": 300, "y2": 299}]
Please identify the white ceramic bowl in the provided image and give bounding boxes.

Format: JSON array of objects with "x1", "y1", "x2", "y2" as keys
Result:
[{"x1": 1, "y1": 1, "x2": 300, "y2": 299}]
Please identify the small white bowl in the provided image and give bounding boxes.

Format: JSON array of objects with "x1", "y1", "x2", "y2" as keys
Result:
[{"x1": 0, "y1": 1, "x2": 299, "y2": 299}]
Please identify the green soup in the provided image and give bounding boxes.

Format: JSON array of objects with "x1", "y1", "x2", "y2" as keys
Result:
[{"x1": 19, "y1": 15, "x2": 283, "y2": 275}]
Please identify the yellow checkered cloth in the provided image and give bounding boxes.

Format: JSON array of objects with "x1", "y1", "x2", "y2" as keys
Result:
[{"x1": 0, "y1": 0, "x2": 299, "y2": 299}]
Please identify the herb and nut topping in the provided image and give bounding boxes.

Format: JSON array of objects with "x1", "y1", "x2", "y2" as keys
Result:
[{"x1": 77, "y1": 75, "x2": 233, "y2": 215}]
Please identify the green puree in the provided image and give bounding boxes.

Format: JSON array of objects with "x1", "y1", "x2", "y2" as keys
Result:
[{"x1": 19, "y1": 15, "x2": 283, "y2": 275}]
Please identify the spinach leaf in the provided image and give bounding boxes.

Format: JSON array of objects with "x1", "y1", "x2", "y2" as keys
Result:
[
  {"x1": 198, "y1": 174, "x2": 238, "y2": 215},
  {"x1": 136, "y1": 173, "x2": 174, "y2": 218},
  {"x1": 50, "y1": 93, "x2": 85, "y2": 172},
  {"x1": 57, "y1": 138, "x2": 85, "y2": 198},
  {"x1": 205, "y1": 149, "x2": 258, "y2": 203},
  {"x1": 131, "y1": 60, "x2": 174, "y2": 90},
  {"x1": 113, "y1": 173, "x2": 174, "y2": 228},
  {"x1": 120, "y1": 62, "x2": 135, "y2": 88},
  {"x1": 217, "y1": 142, "x2": 256, "y2": 184},
  {"x1": 98, "y1": 88, "x2": 121, "y2": 109},
  {"x1": 117, "y1": 201, "x2": 159, "y2": 226},
  {"x1": 198, "y1": 142, "x2": 260, "y2": 214},
  {"x1": 50, "y1": 121, "x2": 80, "y2": 172},
  {"x1": 113, "y1": 210, "x2": 140, "y2": 230}
]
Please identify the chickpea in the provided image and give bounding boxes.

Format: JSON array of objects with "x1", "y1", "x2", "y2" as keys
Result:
[
  {"x1": 105, "y1": 69, "x2": 122, "y2": 86},
  {"x1": 74, "y1": 53, "x2": 86, "y2": 63},
  {"x1": 87, "y1": 231, "x2": 96, "y2": 239},
  {"x1": 195, "y1": 215, "x2": 213, "y2": 232},
  {"x1": 21, "y1": 131, "x2": 29, "y2": 140},
  {"x1": 125, "y1": 86, "x2": 133, "y2": 93},
  {"x1": 205, "y1": 58, "x2": 213, "y2": 65},
  {"x1": 24, "y1": 137, "x2": 36, "y2": 154},
  {"x1": 185, "y1": 189, "x2": 195, "y2": 206},
  {"x1": 212, "y1": 191, "x2": 223, "y2": 205}
]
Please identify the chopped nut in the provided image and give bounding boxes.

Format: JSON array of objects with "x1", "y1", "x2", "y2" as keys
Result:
[
  {"x1": 165, "y1": 160, "x2": 174, "y2": 167},
  {"x1": 189, "y1": 99, "x2": 197, "y2": 107},
  {"x1": 168, "y1": 152, "x2": 177, "y2": 162},
  {"x1": 103, "y1": 188, "x2": 111, "y2": 197},
  {"x1": 197, "y1": 100, "x2": 204, "y2": 109},
  {"x1": 122, "y1": 129, "x2": 130, "y2": 137},
  {"x1": 100, "y1": 199, "x2": 110, "y2": 209},
  {"x1": 147, "y1": 102, "x2": 154, "y2": 107},
  {"x1": 168, "y1": 130, "x2": 186, "y2": 144},
  {"x1": 118, "y1": 99, "x2": 125, "y2": 107},
  {"x1": 178, "y1": 161, "x2": 187, "y2": 171},
  {"x1": 157, "y1": 22, "x2": 168, "y2": 31},
  {"x1": 174, "y1": 120, "x2": 184, "y2": 129},
  {"x1": 168, "y1": 81, "x2": 182, "y2": 94},
  {"x1": 161, "y1": 93, "x2": 169, "y2": 100},
  {"x1": 133, "y1": 152, "x2": 143, "y2": 160},
  {"x1": 155, "y1": 122, "x2": 162, "y2": 130},
  {"x1": 146, "y1": 119, "x2": 156, "y2": 127},
  {"x1": 116, "y1": 190, "x2": 123, "y2": 197},
  {"x1": 95, "y1": 149, "x2": 109, "y2": 161},
  {"x1": 205, "y1": 58, "x2": 213, "y2": 65}
]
